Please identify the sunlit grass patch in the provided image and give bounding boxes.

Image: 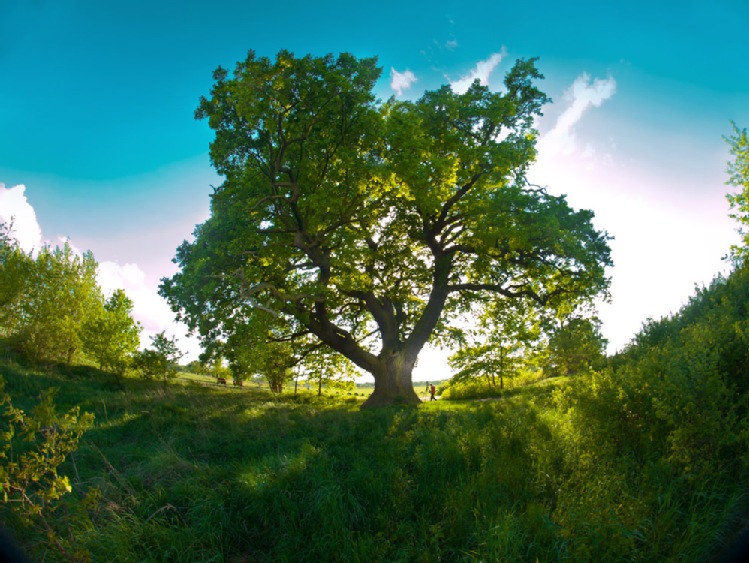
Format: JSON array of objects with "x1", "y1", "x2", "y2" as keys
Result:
[{"x1": 3, "y1": 342, "x2": 748, "y2": 562}]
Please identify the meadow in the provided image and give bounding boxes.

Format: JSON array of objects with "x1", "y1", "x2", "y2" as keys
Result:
[{"x1": 2, "y1": 331, "x2": 748, "y2": 562}]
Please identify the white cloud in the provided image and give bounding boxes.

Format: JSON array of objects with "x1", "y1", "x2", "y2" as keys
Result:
[
  {"x1": 97, "y1": 260, "x2": 147, "y2": 297},
  {"x1": 449, "y1": 50, "x2": 505, "y2": 94},
  {"x1": 96, "y1": 261, "x2": 172, "y2": 336},
  {"x1": 0, "y1": 183, "x2": 43, "y2": 252},
  {"x1": 390, "y1": 67, "x2": 417, "y2": 96},
  {"x1": 538, "y1": 73, "x2": 617, "y2": 157},
  {"x1": 445, "y1": 40, "x2": 458, "y2": 50},
  {"x1": 529, "y1": 73, "x2": 737, "y2": 353}
]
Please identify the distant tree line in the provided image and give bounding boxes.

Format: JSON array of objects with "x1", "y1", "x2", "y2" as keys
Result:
[{"x1": 0, "y1": 225, "x2": 182, "y2": 382}]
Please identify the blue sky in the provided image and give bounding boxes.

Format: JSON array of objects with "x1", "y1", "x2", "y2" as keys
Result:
[{"x1": 1, "y1": 0, "x2": 748, "y2": 371}]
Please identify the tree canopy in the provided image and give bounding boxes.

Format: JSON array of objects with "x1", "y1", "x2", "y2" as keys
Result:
[
  {"x1": 448, "y1": 298, "x2": 542, "y2": 390},
  {"x1": 726, "y1": 122, "x2": 749, "y2": 262},
  {"x1": 133, "y1": 331, "x2": 182, "y2": 386},
  {"x1": 161, "y1": 50, "x2": 612, "y2": 407},
  {"x1": 1, "y1": 241, "x2": 101, "y2": 364},
  {"x1": 82, "y1": 289, "x2": 141, "y2": 379},
  {"x1": 0, "y1": 227, "x2": 141, "y2": 372}
]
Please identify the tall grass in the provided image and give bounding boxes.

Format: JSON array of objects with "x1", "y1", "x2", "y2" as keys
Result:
[{"x1": 2, "y1": 353, "x2": 747, "y2": 561}]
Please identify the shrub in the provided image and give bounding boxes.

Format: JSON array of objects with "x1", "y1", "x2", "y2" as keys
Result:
[{"x1": 0, "y1": 376, "x2": 95, "y2": 561}]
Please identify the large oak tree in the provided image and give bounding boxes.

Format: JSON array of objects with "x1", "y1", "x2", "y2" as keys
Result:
[{"x1": 161, "y1": 50, "x2": 612, "y2": 407}]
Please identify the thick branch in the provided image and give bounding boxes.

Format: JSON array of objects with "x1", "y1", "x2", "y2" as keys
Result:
[
  {"x1": 447, "y1": 282, "x2": 571, "y2": 306},
  {"x1": 308, "y1": 301, "x2": 378, "y2": 373},
  {"x1": 404, "y1": 254, "x2": 452, "y2": 357},
  {"x1": 344, "y1": 290, "x2": 400, "y2": 347}
]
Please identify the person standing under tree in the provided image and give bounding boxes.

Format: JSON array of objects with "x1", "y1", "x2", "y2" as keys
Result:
[{"x1": 430, "y1": 384, "x2": 436, "y2": 401}]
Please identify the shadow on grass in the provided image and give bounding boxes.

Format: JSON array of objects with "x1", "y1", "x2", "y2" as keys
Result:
[
  {"x1": 0, "y1": 362, "x2": 574, "y2": 562},
  {"x1": 58, "y1": 380, "x2": 454, "y2": 561}
]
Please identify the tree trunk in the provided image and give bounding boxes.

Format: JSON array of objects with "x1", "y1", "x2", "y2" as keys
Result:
[
  {"x1": 499, "y1": 349, "x2": 504, "y2": 390},
  {"x1": 362, "y1": 349, "x2": 420, "y2": 408}
]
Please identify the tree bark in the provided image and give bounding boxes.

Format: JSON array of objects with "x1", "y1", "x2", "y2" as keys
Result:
[
  {"x1": 307, "y1": 256, "x2": 452, "y2": 409},
  {"x1": 361, "y1": 348, "x2": 420, "y2": 408}
]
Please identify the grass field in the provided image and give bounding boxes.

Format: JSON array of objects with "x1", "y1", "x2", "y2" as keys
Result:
[{"x1": 1, "y1": 354, "x2": 747, "y2": 562}]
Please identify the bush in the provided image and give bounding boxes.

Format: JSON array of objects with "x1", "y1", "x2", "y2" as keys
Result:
[
  {"x1": 0, "y1": 376, "x2": 95, "y2": 561},
  {"x1": 439, "y1": 379, "x2": 502, "y2": 401}
]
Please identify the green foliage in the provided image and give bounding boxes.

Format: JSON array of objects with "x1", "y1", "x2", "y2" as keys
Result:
[
  {"x1": 133, "y1": 332, "x2": 183, "y2": 386},
  {"x1": 439, "y1": 378, "x2": 504, "y2": 400},
  {"x1": 0, "y1": 375, "x2": 95, "y2": 561},
  {"x1": 161, "y1": 49, "x2": 612, "y2": 405},
  {"x1": 208, "y1": 357, "x2": 231, "y2": 382},
  {"x1": 542, "y1": 263, "x2": 749, "y2": 558},
  {"x1": 0, "y1": 238, "x2": 141, "y2": 374},
  {"x1": 15, "y1": 244, "x2": 102, "y2": 365},
  {"x1": 0, "y1": 220, "x2": 12, "y2": 247},
  {"x1": 0, "y1": 235, "x2": 32, "y2": 338},
  {"x1": 542, "y1": 315, "x2": 606, "y2": 377},
  {"x1": 608, "y1": 267, "x2": 749, "y2": 478},
  {"x1": 81, "y1": 289, "x2": 141, "y2": 379},
  {"x1": 449, "y1": 299, "x2": 542, "y2": 391},
  {"x1": 726, "y1": 122, "x2": 749, "y2": 262},
  {"x1": 447, "y1": 300, "x2": 603, "y2": 395},
  {"x1": 1, "y1": 352, "x2": 746, "y2": 561},
  {"x1": 253, "y1": 341, "x2": 294, "y2": 394},
  {"x1": 221, "y1": 317, "x2": 299, "y2": 393},
  {"x1": 182, "y1": 359, "x2": 209, "y2": 375},
  {"x1": 303, "y1": 345, "x2": 357, "y2": 396}
]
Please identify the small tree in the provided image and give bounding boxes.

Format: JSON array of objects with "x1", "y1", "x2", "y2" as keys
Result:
[
  {"x1": 219, "y1": 311, "x2": 306, "y2": 393},
  {"x1": 134, "y1": 332, "x2": 183, "y2": 386},
  {"x1": 10, "y1": 243, "x2": 102, "y2": 365},
  {"x1": 252, "y1": 341, "x2": 295, "y2": 394},
  {"x1": 304, "y1": 346, "x2": 357, "y2": 396},
  {"x1": 82, "y1": 289, "x2": 141, "y2": 380},
  {"x1": 0, "y1": 226, "x2": 32, "y2": 338},
  {"x1": 225, "y1": 352, "x2": 250, "y2": 386},
  {"x1": 0, "y1": 220, "x2": 12, "y2": 247},
  {"x1": 184, "y1": 359, "x2": 209, "y2": 375},
  {"x1": 542, "y1": 316, "x2": 606, "y2": 377},
  {"x1": 449, "y1": 300, "x2": 542, "y2": 390}
]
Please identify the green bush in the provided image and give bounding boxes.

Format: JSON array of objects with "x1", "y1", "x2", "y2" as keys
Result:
[
  {"x1": 0, "y1": 375, "x2": 95, "y2": 562},
  {"x1": 440, "y1": 379, "x2": 501, "y2": 400}
]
